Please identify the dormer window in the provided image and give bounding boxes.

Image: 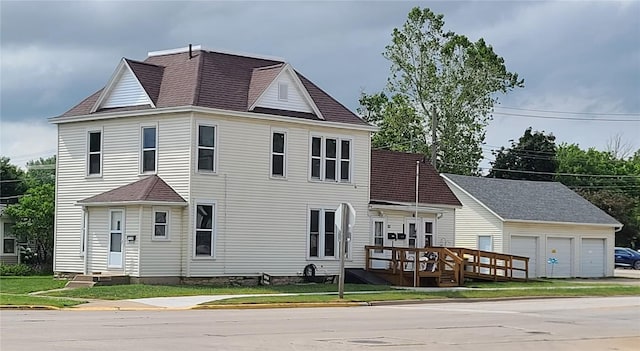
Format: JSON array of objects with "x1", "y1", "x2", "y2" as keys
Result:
[{"x1": 278, "y1": 83, "x2": 288, "y2": 101}]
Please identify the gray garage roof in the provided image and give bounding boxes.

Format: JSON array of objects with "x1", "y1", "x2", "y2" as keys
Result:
[{"x1": 442, "y1": 174, "x2": 621, "y2": 226}]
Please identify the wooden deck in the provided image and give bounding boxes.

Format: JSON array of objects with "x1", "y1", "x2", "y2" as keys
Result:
[{"x1": 365, "y1": 246, "x2": 529, "y2": 287}]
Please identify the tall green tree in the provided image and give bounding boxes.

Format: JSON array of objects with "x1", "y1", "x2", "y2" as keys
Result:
[
  {"x1": 555, "y1": 144, "x2": 640, "y2": 248},
  {"x1": 24, "y1": 156, "x2": 56, "y2": 188},
  {"x1": 488, "y1": 127, "x2": 557, "y2": 181},
  {"x1": 378, "y1": 7, "x2": 524, "y2": 174},
  {"x1": 358, "y1": 92, "x2": 427, "y2": 153},
  {"x1": 4, "y1": 183, "x2": 55, "y2": 265},
  {"x1": 0, "y1": 157, "x2": 26, "y2": 204}
]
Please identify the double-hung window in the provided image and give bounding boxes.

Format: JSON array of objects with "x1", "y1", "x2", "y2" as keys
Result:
[
  {"x1": 309, "y1": 209, "x2": 336, "y2": 259},
  {"x1": 153, "y1": 209, "x2": 169, "y2": 240},
  {"x1": 195, "y1": 204, "x2": 214, "y2": 257},
  {"x1": 310, "y1": 136, "x2": 351, "y2": 182},
  {"x1": 271, "y1": 131, "x2": 286, "y2": 178},
  {"x1": 87, "y1": 130, "x2": 102, "y2": 176},
  {"x1": 2, "y1": 223, "x2": 15, "y2": 255},
  {"x1": 197, "y1": 125, "x2": 216, "y2": 172},
  {"x1": 424, "y1": 221, "x2": 434, "y2": 247},
  {"x1": 141, "y1": 126, "x2": 157, "y2": 173}
]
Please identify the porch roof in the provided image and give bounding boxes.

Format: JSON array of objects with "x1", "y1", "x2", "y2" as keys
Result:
[
  {"x1": 78, "y1": 175, "x2": 187, "y2": 205},
  {"x1": 370, "y1": 149, "x2": 462, "y2": 207}
]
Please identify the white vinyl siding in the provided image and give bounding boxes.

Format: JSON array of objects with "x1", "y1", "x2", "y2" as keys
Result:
[
  {"x1": 445, "y1": 180, "x2": 503, "y2": 250},
  {"x1": 254, "y1": 71, "x2": 313, "y2": 113},
  {"x1": 139, "y1": 206, "x2": 183, "y2": 277},
  {"x1": 102, "y1": 68, "x2": 152, "y2": 109},
  {"x1": 504, "y1": 222, "x2": 615, "y2": 278},
  {"x1": 366, "y1": 209, "x2": 455, "y2": 250},
  {"x1": 54, "y1": 114, "x2": 191, "y2": 274},
  {"x1": 189, "y1": 114, "x2": 370, "y2": 277},
  {"x1": 140, "y1": 125, "x2": 157, "y2": 173}
]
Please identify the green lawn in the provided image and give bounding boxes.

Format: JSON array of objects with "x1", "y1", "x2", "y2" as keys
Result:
[
  {"x1": 0, "y1": 276, "x2": 84, "y2": 307},
  {"x1": 0, "y1": 276, "x2": 68, "y2": 294},
  {"x1": 205, "y1": 286, "x2": 640, "y2": 305},
  {"x1": 46, "y1": 283, "x2": 392, "y2": 300}
]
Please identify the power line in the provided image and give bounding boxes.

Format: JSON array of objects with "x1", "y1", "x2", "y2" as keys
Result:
[
  {"x1": 441, "y1": 162, "x2": 640, "y2": 178},
  {"x1": 492, "y1": 111, "x2": 640, "y2": 122},
  {"x1": 496, "y1": 106, "x2": 640, "y2": 116}
]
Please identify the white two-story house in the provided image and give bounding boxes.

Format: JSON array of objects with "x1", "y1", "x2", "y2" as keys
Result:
[{"x1": 50, "y1": 46, "x2": 376, "y2": 283}]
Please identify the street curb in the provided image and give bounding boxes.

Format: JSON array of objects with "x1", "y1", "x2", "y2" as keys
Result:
[
  {"x1": 193, "y1": 302, "x2": 368, "y2": 310},
  {"x1": 0, "y1": 305, "x2": 60, "y2": 310},
  {"x1": 367, "y1": 296, "x2": 585, "y2": 306}
]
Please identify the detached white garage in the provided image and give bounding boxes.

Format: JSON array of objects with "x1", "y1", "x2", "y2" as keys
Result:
[{"x1": 443, "y1": 174, "x2": 622, "y2": 278}]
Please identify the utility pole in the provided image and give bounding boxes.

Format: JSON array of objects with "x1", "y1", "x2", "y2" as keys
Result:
[{"x1": 431, "y1": 106, "x2": 438, "y2": 170}]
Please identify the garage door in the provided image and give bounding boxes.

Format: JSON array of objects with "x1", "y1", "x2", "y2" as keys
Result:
[
  {"x1": 547, "y1": 237, "x2": 573, "y2": 278},
  {"x1": 510, "y1": 236, "x2": 538, "y2": 278},
  {"x1": 580, "y1": 238, "x2": 605, "y2": 278}
]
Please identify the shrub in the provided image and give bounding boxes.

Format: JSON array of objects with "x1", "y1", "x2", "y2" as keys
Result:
[{"x1": 0, "y1": 263, "x2": 36, "y2": 276}]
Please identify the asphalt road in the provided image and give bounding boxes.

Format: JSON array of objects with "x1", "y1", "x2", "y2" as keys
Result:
[{"x1": 1, "y1": 296, "x2": 639, "y2": 351}]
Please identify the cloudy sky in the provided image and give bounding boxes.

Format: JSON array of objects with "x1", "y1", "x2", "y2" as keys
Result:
[{"x1": 1, "y1": 0, "x2": 639, "y2": 168}]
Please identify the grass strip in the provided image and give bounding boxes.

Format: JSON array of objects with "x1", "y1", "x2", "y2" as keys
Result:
[
  {"x1": 0, "y1": 276, "x2": 68, "y2": 294},
  {"x1": 0, "y1": 293, "x2": 85, "y2": 308},
  {"x1": 204, "y1": 286, "x2": 640, "y2": 305}
]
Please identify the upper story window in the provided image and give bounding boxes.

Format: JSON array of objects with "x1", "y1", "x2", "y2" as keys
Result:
[
  {"x1": 197, "y1": 125, "x2": 216, "y2": 172},
  {"x1": 141, "y1": 126, "x2": 157, "y2": 173},
  {"x1": 271, "y1": 131, "x2": 286, "y2": 178},
  {"x1": 87, "y1": 130, "x2": 102, "y2": 176},
  {"x1": 310, "y1": 136, "x2": 351, "y2": 183}
]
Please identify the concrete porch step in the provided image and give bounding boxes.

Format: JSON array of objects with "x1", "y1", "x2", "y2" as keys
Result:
[{"x1": 65, "y1": 280, "x2": 96, "y2": 288}]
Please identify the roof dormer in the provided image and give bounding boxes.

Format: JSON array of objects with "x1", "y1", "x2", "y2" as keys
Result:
[
  {"x1": 90, "y1": 58, "x2": 159, "y2": 113},
  {"x1": 248, "y1": 63, "x2": 324, "y2": 119}
]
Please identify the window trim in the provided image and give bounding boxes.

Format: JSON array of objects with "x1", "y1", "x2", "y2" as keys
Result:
[
  {"x1": 193, "y1": 201, "x2": 217, "y2": 259},
  {"x1": 308, "y1": 134, "x2": 353, "y2": 183},
  {"x1": 424, "y1": 220, "x2": 435, "y2": 247},
  {"x1": 86, "y1": 128, "x2": 103, "y2": 177},
  {"x1": 152, "y1": 207, "x2": 170, "y2": 241},
  {"x1": 196, "y1": 122, "x2": 218, "y2": 174},
  {"x1": 270, "y1": 129, "x2": 288, "y2": 179},
  {"x1": 2, "y1": 223, "x2": 17, "y2": 256},
  {"x1": 140, "y1": 123, "x2": 158, "y2": 174},
  {"x1": 371, "y1": 217, "x2": 385, "y2": 254},
  {"x1": 307, "y1": 206, "x2": 338, "y2": 260}
]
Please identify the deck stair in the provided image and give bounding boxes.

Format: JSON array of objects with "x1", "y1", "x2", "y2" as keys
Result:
[
  {"x1": 365, "y1": 246, "x2": 529, "y2": 288},
  {"x1": 65, "y1": 274, "x2": 130, "y2": 288}
]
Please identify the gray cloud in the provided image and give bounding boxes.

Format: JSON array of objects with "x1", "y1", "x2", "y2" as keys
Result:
[{"x1": 1, "y1": 0, "x2": 638, "y2": 163}]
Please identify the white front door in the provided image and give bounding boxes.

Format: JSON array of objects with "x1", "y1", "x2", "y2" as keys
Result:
[
  {"x1": 108, "y1": 210, "x2": 124, "y2": 269},
  {"x1": 370, "y1": 218, "x2": 388, "y2": 269},
  {"x1": 405, "y1": 218, "x2": 418, "y2": 248}
]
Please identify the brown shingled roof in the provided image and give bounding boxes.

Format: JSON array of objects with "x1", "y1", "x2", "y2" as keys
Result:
[
  {"x1": 58, "y1": 50, "x2": 369, "y2": 127},
  {"x1": 78, "y1": 175, "x2": 186, "y2": 204},
  {"x1": 370, "y1": 149, "x2": 461, "y2": 207}
]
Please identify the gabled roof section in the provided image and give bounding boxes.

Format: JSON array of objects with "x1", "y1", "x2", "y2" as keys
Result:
[
  {"x1": 78, "y1": 175, "x2": 186, "y2": 205},
  {"x1": 248, "y1": 63, "x2": 284, "y2": 108},
  {"x1": 370, "y1": 149, "x2": 462, "y2": 207},
  {"x1": 90, "y1": 58, "x2": 157, "y2": 113},
  {"x1": 249, "y1": 63, "x2": 324, "y2": 120},
  {"x1": 442, "y1": 174, "x2": 622, "y2": 226},
  {"x1": 55, "y1": 48, "x2": 371, "y2": 127}
]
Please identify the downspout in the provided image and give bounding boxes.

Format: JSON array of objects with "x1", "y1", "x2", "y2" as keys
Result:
[{"x1": 83, "y1": 206, "x2": 89, "y2": 275}]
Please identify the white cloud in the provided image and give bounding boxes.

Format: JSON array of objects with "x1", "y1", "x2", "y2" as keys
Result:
[{"x1": 0, "y1": 120, "x2": 57, "y2": 167}]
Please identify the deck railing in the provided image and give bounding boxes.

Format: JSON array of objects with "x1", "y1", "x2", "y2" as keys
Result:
[{"x1": 364, "y1": 246, "x2": 529, "y2": 287}]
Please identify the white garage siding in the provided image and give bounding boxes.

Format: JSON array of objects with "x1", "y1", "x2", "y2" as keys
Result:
[
  {"x1": 504, "y1": 222, "x2": 616, "y2": 278},
  {"x1": 510, "y1": 236, "x2": 538, "y2": 278},
  {"x1": 580, "y1": 238, "x2": 606, "y2": 278},
  {"x1": 547, "y1": 237, "x2": 573, "y2": 278}
]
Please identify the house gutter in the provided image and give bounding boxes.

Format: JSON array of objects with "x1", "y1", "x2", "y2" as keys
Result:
[
  {"x1": 48, "y1": 106, "x2": 379, "y2": 132},
  {"x1": 82, "y1": 206, "x2": 89, "y2": 275}
]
